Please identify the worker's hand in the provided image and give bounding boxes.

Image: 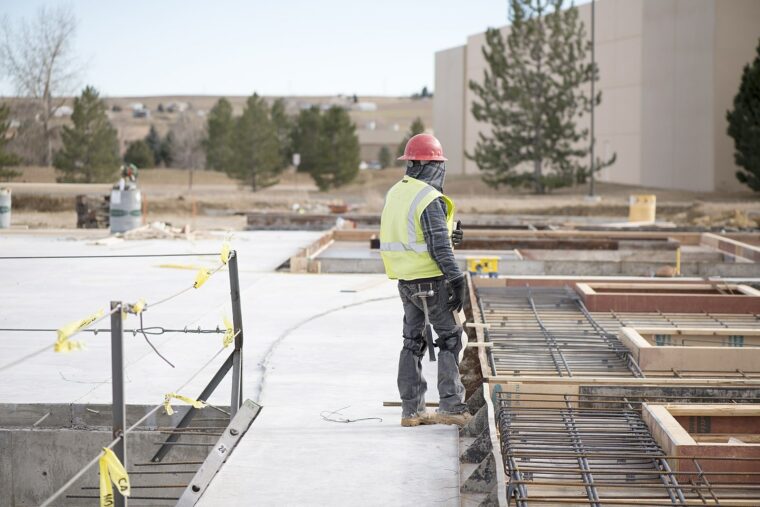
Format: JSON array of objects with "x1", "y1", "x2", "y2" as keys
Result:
[
  {"x1": 452, "y1": 220, "x2": 463, "y2": 248},
  {"x1": 447, "y1": 275, "x2": 466, "y2": 312}
]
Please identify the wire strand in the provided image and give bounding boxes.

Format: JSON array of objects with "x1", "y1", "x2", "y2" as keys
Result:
[
  {"x1": 0, "y1": 305, "x2": 122, "y2": 375},
  {"x1": 0, "y1": 327, "x2": 226, "y2": 335},
  {"x1": 147, "y1": 262, "x2": 226, "y2": 310},
  {"x1": 0, "y1": 253, "x2": 219, "y2": 260},
  {"x1": 0, "y1": 258, "x2": 226, "y2": 373},
  {"x1": 138, "y1": 312, "x2": 175, "y2": 368}
]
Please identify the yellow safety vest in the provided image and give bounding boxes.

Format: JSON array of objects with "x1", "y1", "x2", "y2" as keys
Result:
[{"x1": 379, "y1": 176, "x2": 455, "y2": 280}]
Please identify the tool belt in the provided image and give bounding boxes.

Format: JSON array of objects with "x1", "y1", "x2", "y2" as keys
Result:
[{"x1": 399, "y1": 275, "x2": 444, "y2": 286}]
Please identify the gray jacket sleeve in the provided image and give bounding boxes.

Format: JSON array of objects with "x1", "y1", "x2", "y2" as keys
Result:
[{"x1": 420, "y1": 198, "x2": 463, "y2": 282}]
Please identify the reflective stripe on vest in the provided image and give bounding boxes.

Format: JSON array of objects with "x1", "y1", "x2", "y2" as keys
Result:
[{"x1": 379, "y1": 184, "x2": 435, "y2": 253}]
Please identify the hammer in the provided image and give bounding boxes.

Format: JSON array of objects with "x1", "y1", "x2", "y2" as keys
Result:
[{"x1": 413, "y1": 289, "x2": 436, "y2": 362}]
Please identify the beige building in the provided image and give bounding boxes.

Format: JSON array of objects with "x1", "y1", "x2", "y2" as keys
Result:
[
  {"x1": 357, "y1": 129, "x2": 403, "y2": 163},
  {"x1": 434, "y1": 0, "x2": 760, "y2": 192}
]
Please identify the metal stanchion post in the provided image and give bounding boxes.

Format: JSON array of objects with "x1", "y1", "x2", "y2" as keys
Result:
[
  {"x1": 110, "y1": 301, "x2": 127, "y2": 507},
  {"x1": 228, "y1": 251, "x2": 245, "y2": 417}
]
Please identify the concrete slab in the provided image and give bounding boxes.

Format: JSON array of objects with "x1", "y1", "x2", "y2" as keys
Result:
[{"x1": 198, "y1": 284, "x2": 459, "y2": 507}]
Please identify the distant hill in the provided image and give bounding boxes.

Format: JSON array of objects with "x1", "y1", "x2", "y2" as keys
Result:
[{"x1": 5, "y1": 94, "x2": 433, "y2": 163}]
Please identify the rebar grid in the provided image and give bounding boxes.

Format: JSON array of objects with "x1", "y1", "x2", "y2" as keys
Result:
[
  {"x1": 496, "y1": 391, "x2": 760, "y2": 506},
  {"x1": 478, "y1": 287, "x2": 638, "y2": 377},
  {"x1": 477, "y1": 286, "x2": 760, "y2": 378}
]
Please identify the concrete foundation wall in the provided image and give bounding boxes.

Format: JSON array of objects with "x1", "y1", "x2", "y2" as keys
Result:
[
  {"x1": 1, "y1": 428, "x2": 208, "y2": 506},
  {"x1": 0, "y1": 404, "x2": 213, "y2": 506}
]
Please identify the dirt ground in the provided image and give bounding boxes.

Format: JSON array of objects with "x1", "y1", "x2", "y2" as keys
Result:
[{"x1": 3, "y1": 167, "x2": 759, "y2": 230}]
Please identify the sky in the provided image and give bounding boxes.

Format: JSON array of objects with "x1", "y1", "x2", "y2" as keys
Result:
[{"x1": 0, "y1": 0, "x2": 519, "y2": 98}]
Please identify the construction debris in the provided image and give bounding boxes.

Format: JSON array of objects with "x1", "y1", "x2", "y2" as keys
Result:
[
  {"x1": 118, "y1": 222, "x2": 207, "y2": 241},
  {"x1": 75, "y1": 194, "x2": 109, "y2": 229}
]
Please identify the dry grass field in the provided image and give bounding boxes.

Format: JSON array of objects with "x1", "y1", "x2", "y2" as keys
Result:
[{"x1": 4, "y1": 166, "x2": 759, "y2": 230}]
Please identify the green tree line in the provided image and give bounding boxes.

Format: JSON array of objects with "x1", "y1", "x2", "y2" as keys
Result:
[
  {"x1": 206, "y1": 97, "x2": 360, "y2": 191},
  {"x1": 22, "y1": 86, "x2": 363, "y2": 190}
]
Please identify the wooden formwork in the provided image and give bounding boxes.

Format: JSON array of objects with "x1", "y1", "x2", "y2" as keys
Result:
[
  {"x1": 620, "y1": 327, "x2": 760, "y2": 375},
  {"x1": 701, "y1": 233, "x2": 760, "y2": 262},
  {"x1": 643, "y1": 403, "x2": 760, "y2": 484},
  {"x1": 575, "y1": 282, "x2": 760, "y2": 314}
]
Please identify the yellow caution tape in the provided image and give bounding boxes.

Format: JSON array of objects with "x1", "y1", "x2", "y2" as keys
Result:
[
  {"x1": 54, "y1": 309, "x2": 104, "y2": 353},
  {"x1": 99, "y1": 447, "x2": 130, "y2": 506},
  {"x1": 57, "y1": 310, "x2": 104, "y2": 342},
  {"x1": 54, "y1": 339, "x2": 84, "y2": 353},
  {"x1": 193, "y1": 269, "x2": 211, "y2": 289},
  {"x1": 131, "y1": 299, "x2": 146, "y2": 315},
  {"x1": 163, "y1": 393, "x2": 206, "y2": 416},
  {"x1": 220, "y1": 241, "x2": 231, "y2": 265},
  {"x1": 223, "y1": 316, "x2": 234, "y2": 348}
]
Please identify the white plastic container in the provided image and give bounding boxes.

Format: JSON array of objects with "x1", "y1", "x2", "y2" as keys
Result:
[
  {"x1": 110, "y1": 188, "x2": 142, "y2": 233},
  {"x1": 0, "y1": 188, "x2": 10, "y2": 229}
]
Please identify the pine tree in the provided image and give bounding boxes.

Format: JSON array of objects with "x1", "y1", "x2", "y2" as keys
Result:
[
  {"x1": 0, "y1": 104, "x2": 21, "y2": 181},
  {"x1": 291, "y1": 106, "x2": 323, "y2": 174},
  {"x1": 204, "y1": 98, "x2": 235, "y2": 171},
  {"x1": 270, "y1": 98, "x2": 293, "y2": 170},
  {"x1": 378, "y1": 145, "x2": 392, "y2": 169},
  {"x1": 123, "y1": 139, "x2": 155, "y2": 168},
  {"x1": 144, "y1": 125, "x2": 163, "y2": 165},
  {"x1": 311, "y1": 106, "x2": 360, "y2": 191},
  {"x1": 728, "y1": 38, "x2": 760, "y2": 192},
  {"x1": 469, "y1": 0, "x2": 614, "y2": 193},
  {"x1": 396, "y1": 117, "x2": 425, "y2": 163},
  {"x1": 160, "y1": 131, "x2": 175, "y2": 167},
  {"x1": 227, "y1": 93, "x2": 281, "y2": 191},
  {"x1": 54, "y1": 86, "x2": 119, "y2": 183}
]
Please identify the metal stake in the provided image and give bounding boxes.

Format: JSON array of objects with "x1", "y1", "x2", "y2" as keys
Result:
[
  {"x1": 110, "y1": 301, "x2": 127, "y2": 507},
  {"x1": 228, "y1": 250, "x2": 244, "y2": 416}
]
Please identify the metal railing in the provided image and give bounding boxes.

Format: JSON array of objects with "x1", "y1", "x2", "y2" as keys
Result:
[{"x1": 29, "y1": 250, "x2": 246, "y2": 507}]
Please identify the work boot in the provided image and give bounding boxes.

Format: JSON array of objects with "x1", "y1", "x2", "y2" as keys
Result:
[
  {"x1": 400, "y1": 411, "x2": 436, "y2": 427},
  {"x1": 432, "y1": 410, "x2": 472, "y2": 427}
]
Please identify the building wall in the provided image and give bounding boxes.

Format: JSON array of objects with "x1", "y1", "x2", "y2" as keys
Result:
[
  {"x1": 434, "y1": 0, "x2": 760, "y2": 191},
  {"x1": 591, "y1": 0, "x2": 644, "y2": 186},
  {"x1": 433, "y1": 46, "x2": 466, "y2": 174},
  {"x1": 641, "y1": 0, "x2": 715, "y2": 191},
  {"x1": 713, "y1": 0, "x2": 760, "y2": 191}
]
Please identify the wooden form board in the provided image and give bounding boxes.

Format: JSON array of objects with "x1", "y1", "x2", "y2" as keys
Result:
[
  {"x1": 470, "y1": 276, "x2": 760, "y2": 290},
  {"x1": 701, "y1": 232, "x2": 760, "y2": 262},
  {"x1": 619, "y1": 327, "x2": 760, "y2": 373},
  {"x1": 334, "y1": 228, "x2": 760, "y2": 247},
  {"x1": 575, "y1": 282, "x2": 760, "y2": 313},
  {"x1": 289, "y1": 229, "x2": 335, "y2": 273},
  {"x1": 642, "y1": 403, "x2": 760, "y2": 484}
]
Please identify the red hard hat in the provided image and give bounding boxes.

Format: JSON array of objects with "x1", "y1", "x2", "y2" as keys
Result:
[{"x1": 398, "y1": 133, "x2": 447, "y2": 161}]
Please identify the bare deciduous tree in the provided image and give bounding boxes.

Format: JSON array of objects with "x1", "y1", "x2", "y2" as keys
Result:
[
  {"x1": 169, "y1": 113, "x2": 206, "y2": 171},
  {"x1": 168, "y1": 113, "x2": 206, "y2": 191},
  {"x1": 7, "y1": 101, "x2": 47, "y2": 166},
  {"x1": 0, "y1": 5, "x2": 80, "y2": 165}
]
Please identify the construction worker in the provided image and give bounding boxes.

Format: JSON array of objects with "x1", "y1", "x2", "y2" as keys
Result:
[{"x1": 379, "y1": 133, "x2": 471, "y2": 427}]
